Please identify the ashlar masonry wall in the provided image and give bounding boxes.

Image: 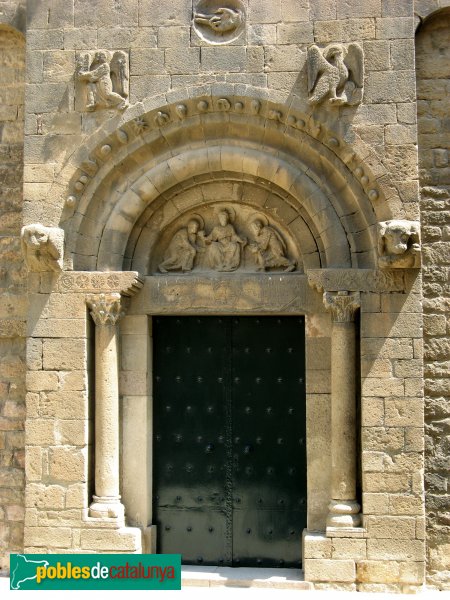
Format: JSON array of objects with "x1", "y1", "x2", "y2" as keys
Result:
[{"x1": 0, "y1": 23, "x2": 26, "y2": 575}]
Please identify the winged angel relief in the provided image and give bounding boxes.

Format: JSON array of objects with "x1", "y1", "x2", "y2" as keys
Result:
[
  {"x1": 307, "y1": 43, "x2": 364, "y2": 106},
  {"x1": 76, "y1": 51, "x2": 129, "y2": 111}
]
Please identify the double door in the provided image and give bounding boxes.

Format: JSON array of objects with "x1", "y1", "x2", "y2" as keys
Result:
[{"x1": 153, "y1": 316, "x2": 306, "y2": 567}]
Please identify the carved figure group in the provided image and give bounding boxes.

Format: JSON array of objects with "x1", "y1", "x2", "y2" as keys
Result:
[
  {"x1": 378, "y1": 220, "x2": 421, "y2": 269},
  {"x1": 21, "y1": 224, "x2": 64, "y2": 272},
  {"x1": 307, "y1": 43, "x2": 364, "y2": 106},
  {"x1": 76, "y1": 51, "x2": 129, "y2": 112},
  {"x1": 158, "y1": 209, "x2": 295, "y2": 274}
]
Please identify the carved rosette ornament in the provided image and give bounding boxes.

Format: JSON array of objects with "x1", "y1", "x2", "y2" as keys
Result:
[
  {"x1": 86, "y1": 293, "x2": 124, "y2": 326},
  {"x1": 323, "y1": 290, "x2": 360, "y2": 322}
]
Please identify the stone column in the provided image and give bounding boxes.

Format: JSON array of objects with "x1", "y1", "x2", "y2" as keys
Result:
[
  {"x1": 323, "y1": 291, "x2": 361, "y2": 528},
  {"x1": 86, "y1": 292, "x2": 125, "y2": 520}
]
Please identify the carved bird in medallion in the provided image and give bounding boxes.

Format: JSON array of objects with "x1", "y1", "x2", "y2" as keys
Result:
[
  {"x1": 194, "y1": 7, "x2": 243, "y2": 33},
  {"x1": 307, "y1": 43, "x2": 364, "y2": 106}
]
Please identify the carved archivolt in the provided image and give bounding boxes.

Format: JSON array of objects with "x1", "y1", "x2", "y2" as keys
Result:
[
  {"x1": 307, "y1": 43, "x2": 364, "y2": 106},
  {"x1": 76, "y1": 50, "x2": 129, "y2": 112},
  {"x1": 157, "y1": 206, "x2": 296, "y2": 275},
  {"x1": 21, "y1": 224, "x2": 64, "y2": 272},
  {"x1": 378, "y1": 220, "x2": 421, "y2": 269}
]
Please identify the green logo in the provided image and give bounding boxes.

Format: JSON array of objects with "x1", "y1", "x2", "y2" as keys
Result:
[{"x1": 10, "y1": 554, "x2": 181, "y2": 590}]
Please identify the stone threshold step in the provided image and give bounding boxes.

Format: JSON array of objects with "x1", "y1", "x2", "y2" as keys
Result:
[{"x1": 181, "y1": 566, "x2": 312, "y2": 589}]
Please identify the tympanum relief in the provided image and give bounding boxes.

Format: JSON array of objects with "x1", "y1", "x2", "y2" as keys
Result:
[
  {"x1": 157, "y1": 207, "x2": 296, "y2": 274},
  {"x1": 76, "y1": 50, "x2": 129, "y2": 112},
  {"x1": 307, "y1": 43, "x2": 364, "y2": 106}
]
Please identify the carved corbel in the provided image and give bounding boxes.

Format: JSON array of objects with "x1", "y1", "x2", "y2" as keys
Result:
[
  {"x1": 21, "y1": 224, "x2": 64, "y2": 272},
  {"x1": 378, "y1": 220, "x2": 421, "y2": 269}
]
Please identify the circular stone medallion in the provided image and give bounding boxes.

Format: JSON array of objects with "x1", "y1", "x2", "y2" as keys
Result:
[{"x1": 192, "y1": 0, "x2": 246, "y2": 45}]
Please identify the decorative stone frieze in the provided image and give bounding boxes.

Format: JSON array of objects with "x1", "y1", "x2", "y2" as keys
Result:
[
  {"x1": 323, "y1": 291, "x2": 361, "y2": 529},
  {"x1": 307, "y1": 269, "x2": 405, "y2": 293},
  {"x1": 307, "y1": 43, "x2": 364, "y2": 106},
  {"x1": 21, "y1": 224, "x2": 64, "y2": 272},
  {"x1": 378, "y1": 220, "x2": 421, "y2": 269},
  {"x1": 56, "y1": 272, "x2": 143, "y2": 295},
  {"x1": 76, "y1": 50, "x2": 129, "y2": 112}
]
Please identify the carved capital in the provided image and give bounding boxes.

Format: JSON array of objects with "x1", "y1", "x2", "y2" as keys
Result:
[
  {"x1": 86, "y1": 293, "x2": 124, "y2": 327},
  {"x1": 323, "y1": 291, "x2": 360, "y2": 323}
]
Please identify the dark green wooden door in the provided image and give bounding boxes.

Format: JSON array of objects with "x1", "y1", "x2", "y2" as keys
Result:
[{"x1": 153, "y1": 316, "x2": 306, "y2": 568}]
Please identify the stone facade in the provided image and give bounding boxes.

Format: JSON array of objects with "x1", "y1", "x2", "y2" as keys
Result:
[{"x1": 0, "y1": 0, "x2": 447, "y2": 592}]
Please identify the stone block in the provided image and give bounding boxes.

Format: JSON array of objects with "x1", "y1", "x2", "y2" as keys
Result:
[
  {"x1": 277, "y1": 23, "x2": 314, "y2": 44},
  {"x1": 367, "y1": 539, "x2": 425, "y2": 561},
  {"x1": 26, "y1": 371, "x2": 58, "y2": 392},
  {"x1": 361, "y1": 312, "x2": 422, "y2": 339},
  {"x1": 25, "y1": 446, "x2": 43, "y2": 481},
  {"x1": 129, "y1": 75, "x2": 170, "y2": 103},
  {"x1": 80, "y1": 527, "x2": 141, "y2": 551},
  {"x1": 363, "y1": 472, "x2": 411, "y2": 493},
  {"x1": 248, "y1": 0, "x2": 282, "y2": 23},
  {"x1": 248, "y1": 24, "x2": 277, "y2": 46},
  {"x1": 158, "y1": 26, "x2": 190, "y2": 48},
  {"x1": 25, "y1": 526, "x2": 71, "y2": 548},
  {"x1": 25, "y1": 419, "x2": 54, "y2": 446},
  {"x1": 385, "y1": 124, "x2": 417, "y2": 145},
  {"x1": 139, "y1": 0, "x2": 191, "y2": 26},
  {"x1": 384, "y1": 398, "x2": 423, "y2": 426},
  {"x1": 27, "y1": 29, "x2": 64, "y2": 50},
  {"x1": 363, "y1": 40, "x2": 390, "y2": 71},
  {"x1": 28, "y1": 318, "x2": 86, "y2": 338},
  {"x1": 390, "y1": 39, "x2": 415, "y2": 71},
  {"x1": 97, "y1": 27, "x2": 157, "y2": 49},
  {"x1": 314, "y1": 19, "x2": 376, "y2": 43},
  {"x1": 265, "y1": 45, "x2": 306, "y2": 73},
  {"x1": 40, "y1": 391, "x2": 88, "y2": 419},
  {"x1": 200, "y1": 47, "x2": 246, "y2": 73},
  {"x1": 363, "y1": 492, "x2": 389, "y2": 514},
  {"x1": 130, "y1": 48, "x2": 164, "y2": 75},
  {"x1": 74, "y1": 0, "x2": 138, "y2": 27},
  {"x1": 63, "y1": 28, "x2": 97, "y2": 50},
  {"x1": 49, "y1": 447, "x2": 87, "y2": 482},
  {"x1": 365, "y1": 70, "x2": 415, "y2": 104},
  {"x1": 65, "y1": 483, "x2": 87, "y2": 509},
  {"x1": 389, "y1": 494, "x2": 423, "y2": 515},
  {"x1": 366, "y1": 516, "x2": 416, "y2": 539},
  {"x1": 121, "y1": 334, "x2": 148, "y2": 372},
  {"x1": 304, "y1": 559, "x2": 356, "y2": 583},
  {"x1": 332, "y1": 538, "x2": 367, "y2": 560},
  {"x1": 361, "y1": 378, "x2": 404, "y2": 398},
  {"x1": 357, "y1": 560, "x2": 424, "y2": 584},
  {"x1": 26, "y1": 483, "x2": 65, "y2": 509},
  {"x1": 119, "y1": 371, "x2": 148, "y2": 396},
  {"x1": 55, "y1": 420, "x2": 89, "y2": 446},
  {"x1": 376, "y1": 17, "x2": 414, "y2": 39},
  {"x1": 303, "y1": 533, "x2": 332, "y2": 559},
  {"x1": 336, "y1": 0, "x2": 381, "y2": 18},
  {"x1": 382, "y1": 0, "x2": 412, "y2": 17},
  {"x1": 43, "y1": 338, "x2": 87, "y2": 371}
]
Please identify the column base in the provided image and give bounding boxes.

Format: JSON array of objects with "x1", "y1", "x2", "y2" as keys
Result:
[
  {"x1": 326, "y1": 499, "x2": 361, "y2": 528},
  {"x1": 89, "y1": 495, "x2": 125, "y2": 520}
]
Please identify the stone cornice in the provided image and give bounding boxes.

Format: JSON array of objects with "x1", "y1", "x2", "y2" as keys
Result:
[{"x1": 307, "y1": 268, "x2": 405, "y2": 293}]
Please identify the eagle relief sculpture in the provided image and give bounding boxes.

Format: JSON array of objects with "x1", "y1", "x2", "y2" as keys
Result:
[
  {"x1": 307, "y1": 43, "x2": 364, "y2": 106},
  {"x1": 76, "y1": 50, "x2": 129, "y2": 112}
]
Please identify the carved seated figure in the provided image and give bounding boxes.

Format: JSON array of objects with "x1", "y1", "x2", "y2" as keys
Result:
[
  {"x1": 21, "y1": 224, "x2": 64, "y2": 272},
  {"x1": 378, "y1": 220, "x2": 421, "y2": 269},
  {"x1": 249, "y1": 217, "x2": 296, "y2": 272},
  {"x1": 204, "y1": 208, "x2": 246, "y2": 272},
  {"x1": 159, "y1": 218, "x2": 204, "y2": 273}
]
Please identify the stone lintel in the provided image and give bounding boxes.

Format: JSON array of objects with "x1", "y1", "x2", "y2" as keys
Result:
[
  {"x1": 128, "y1": 273, "x2": 325, "y2": 315},
  {"x1": 307, "y1": 269, "x2": 405, "y2": 293}
]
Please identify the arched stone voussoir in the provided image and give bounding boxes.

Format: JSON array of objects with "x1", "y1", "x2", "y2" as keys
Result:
[{"x1": 61, "y1": 89, "x2": 405, "y2": 272}]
